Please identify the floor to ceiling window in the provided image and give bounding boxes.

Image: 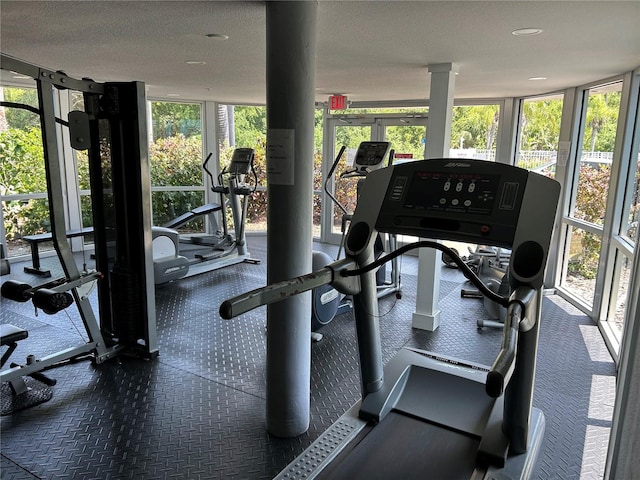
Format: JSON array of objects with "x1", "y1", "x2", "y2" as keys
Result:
[
  {"x1": 450, "y1": 104, "x2": 500, "y2": 161},
  {"x1": 560, "y1": 82, "x2": 623, "y2": 311},
  {"x1": 510, "y1": 75, "x2": 639, "y2": 357},
  {"x1": 598, "y1": 74, "x2": 640, "y2": 352},
  {"x1": 515, "y1": 94, "x2": 564, "y2": 177},
  {"x1": 1, "y1": 85, "x2": 46, "y2": 259},
  {"x1": 149, "y1": 101, "x2": 205, "y2": 231},
  {"x1": 219, "y1": 105, "x2": 324, "y2": 235}
]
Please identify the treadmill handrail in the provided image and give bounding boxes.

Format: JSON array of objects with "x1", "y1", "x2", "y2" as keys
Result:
[
  {"x1": 486, "y1": 286, "x2": 535, "y2": 398},
  {"x1": 341, "y1": 239, "x2": 510, "y2": 308},
  {"x1": 219, "y1": 258, "x2": 360, "y2": 319}
]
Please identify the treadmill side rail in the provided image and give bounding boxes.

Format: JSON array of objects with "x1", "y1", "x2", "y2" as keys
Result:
[{"x1": 273, "y1": 404, "x2": 368, "y2": 480}]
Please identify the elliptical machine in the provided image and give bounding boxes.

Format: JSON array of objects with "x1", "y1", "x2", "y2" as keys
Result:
[
  {"x1": 310, "y1": 142, "x2": 403, "y2": 338},
  {"x1": 152, "y1": 148, "x2": 259, "y2": 284}
]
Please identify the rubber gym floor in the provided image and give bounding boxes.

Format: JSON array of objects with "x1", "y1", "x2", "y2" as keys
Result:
[{"x1": 0, "y1": 234, "x2": 615, "y2": 479}]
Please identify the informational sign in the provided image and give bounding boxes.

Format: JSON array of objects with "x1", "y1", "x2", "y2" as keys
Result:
[
  {"x1": 394, "y1": 153, "x2": 414, "y2": 159},
  {"x1": 557, "y1": 141, "x2": 571, "y2": 166},
  {"x1": 329, "y1": 95, "x2": 347, "y2": 110},
  {"x1": 267, "y1": 129, "x2": 295, "y2": 185}
]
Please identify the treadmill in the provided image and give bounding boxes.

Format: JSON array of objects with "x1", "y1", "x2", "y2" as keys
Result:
[{"x1": 220, "y1": 159, "x2": 561, "y2": 479}]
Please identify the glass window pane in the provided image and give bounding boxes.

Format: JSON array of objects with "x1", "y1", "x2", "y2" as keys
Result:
[
  {"x1": 245, "y1": 190, "x2": 267, "y2": 233},
  {"x1": 1, "y1": 86, "x2": 50, "y2": 258},
  {"x1": 573, "y1": 83, "x2": 622, "y2": 226},
  {"x1": 332, "y1": 125, "x2": 372, "y2": 235},
  {"x1": 2, "y1": 198, "x2": 51, "y2": 258},
  {"x1": 149, "y1": 101, "x2": 204, "y2": 233},
  {"x1": 562, "y1": 225, "x2": 603, "y2": 306},
  {"x1": 608, "y1": 250, "x2": 633, "y2": 336},
  {"x1": 384, "y1": 125, "x2": 426, "y2": 160},
  {"x1": 622, "y1": 152, "x2": 639, "y2": 244},
  {"x1": 150, "y1": 101, "x2": 203, "y2": 188},
  {"x1": 450, "y1": 105, "x2": 500, "y2": 161},
  {"x1": 224, "y1": 105, "x2": 267, "y2": 233},
  {"x1": 516, "y1": 95, "x2": 564, "y2": 178}
]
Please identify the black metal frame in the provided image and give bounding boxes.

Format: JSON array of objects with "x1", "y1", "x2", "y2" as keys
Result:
[{"x1": 0, "y1": 55, "x2": 157, "y2": 388}]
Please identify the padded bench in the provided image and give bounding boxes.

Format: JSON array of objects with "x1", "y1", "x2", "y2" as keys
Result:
[
  {"x1": 22, "y1": 227, "x2": 94, "y2": 277},
  {"x1": 0, "y1": 324, "x2": 28, "y2": 369},
  {"x1": 0, "y1": 323, "x2": 57, "y2": 399}
]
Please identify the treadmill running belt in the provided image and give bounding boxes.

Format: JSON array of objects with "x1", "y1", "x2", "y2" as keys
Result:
[{"x1": 318, "y1": 410, "x2": 480, "y2": 479}]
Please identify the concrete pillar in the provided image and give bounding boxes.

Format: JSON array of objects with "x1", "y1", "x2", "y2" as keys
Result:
[
  {"x1": 265, "y1": 1, "x2": 317, "y2": 437},
  {"x1": 412, "y1": 63, "x2": 458, "y2": 331}
]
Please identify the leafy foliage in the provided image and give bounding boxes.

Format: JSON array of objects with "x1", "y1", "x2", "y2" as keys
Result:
[
  {"x1": 151, "y1": 102, "x2": 201, "y2": 141},
  {"x1": 451, "y1": 105, "x2": 499, "y2": 150},
  {"x1": 149, "y1": 134, "x2": 204, "y2": 226},
  {"x1": 0, "y1": 127, "x2": 50, "y2": 237},
  {"x1": 567, "y1": 164, "x2": 610, "y2": 278},
  {"x1": 1, "y1": 87, "x2": 40, "y2": 131}
]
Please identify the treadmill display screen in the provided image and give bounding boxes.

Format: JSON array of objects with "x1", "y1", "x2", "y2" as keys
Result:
[{"x1": 403, "y1": 170, "x2": 502, "y2": 215}]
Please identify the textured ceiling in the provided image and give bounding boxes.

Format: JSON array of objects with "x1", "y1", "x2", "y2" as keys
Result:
[{"x1": 1, "y1": 1, "x2": 639, "y2": 105}]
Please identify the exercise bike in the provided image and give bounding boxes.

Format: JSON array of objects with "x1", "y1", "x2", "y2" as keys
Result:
[
  {"x1": 460, "y1": 245, "x2": 512, "y2": 329},
  {"x1": 220, "y1": 158, "x2": 560, "y2": 479}
]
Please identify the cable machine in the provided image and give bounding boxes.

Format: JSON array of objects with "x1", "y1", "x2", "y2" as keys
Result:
[{"x1": 0, "y1": 55, "x2": 157, "y2": 397}]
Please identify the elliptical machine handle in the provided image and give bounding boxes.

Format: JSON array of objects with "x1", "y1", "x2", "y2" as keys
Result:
[
  {"x1": 324, "y1": 146, "x2": 349, "y2": 216},
  {"x1": 202, "y1": 152, "x2": 215, "y2": 185}
]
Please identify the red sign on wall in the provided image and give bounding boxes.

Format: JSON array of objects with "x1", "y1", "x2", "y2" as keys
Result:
[{"x1": 329, "y1": 95, "x2": 347, "y2": 110}]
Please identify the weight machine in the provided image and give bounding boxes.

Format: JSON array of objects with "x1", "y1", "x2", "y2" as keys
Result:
[
  {"x1": 1, "y1": 55, "x2": 157, "y2": 409},
  {"x1": 220, "y1": 159, "x2": 560, "y2": 479}
]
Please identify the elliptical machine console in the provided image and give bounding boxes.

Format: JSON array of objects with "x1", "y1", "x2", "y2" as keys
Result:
[{"x1": 220, "y1": 159, "x2": 560, "y2": 479}]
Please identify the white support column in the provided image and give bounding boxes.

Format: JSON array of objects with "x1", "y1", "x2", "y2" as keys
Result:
[
  {"x1": 412, "y1": 63, "x2": 458, "y2": 331},
  {"x1": 265, "y1": 1, "x2": 317, "y2": 438}
]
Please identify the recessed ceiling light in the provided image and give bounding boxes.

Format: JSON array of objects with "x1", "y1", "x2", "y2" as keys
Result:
[
  {"x1": 528, "y1": 76, "x2": 548, "y2": 81},
  {"x1": 206, "y1": 33, "x2": 229, "y2": 40},
  {"x1": 166, "y1": 93, "x2": 181, "y2": 97},
  {"x1": 185, "y1": 60, "x2": 206, "y2": 65},
  {"x1": 512, "y1": 28, "x2": 544, "y2": 36}
]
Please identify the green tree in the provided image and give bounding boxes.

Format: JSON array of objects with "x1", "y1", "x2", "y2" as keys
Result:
[
  {"x1": 451, "y1": 105, "x2": 499, "y2": 149},
  {"x1": 520, "y1": 99, "x2": 563, "y2": 151},
  {"x1": 233, "y1": 106, "x2": 267, "y2": 148},
  {"x1": 0, "y1": 127, "x2": 50, "y2": 237},
  {"x1": 584, "y1": 91, "x2": 621, "y2": 153},
  {"x1": 1, "y1": 87, "x2": 40, "y2": 131}
]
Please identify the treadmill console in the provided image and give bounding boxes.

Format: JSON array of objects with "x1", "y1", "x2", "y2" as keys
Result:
[{"x1": 376, "y1": 159, "x2": 537, "y2": 248}]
